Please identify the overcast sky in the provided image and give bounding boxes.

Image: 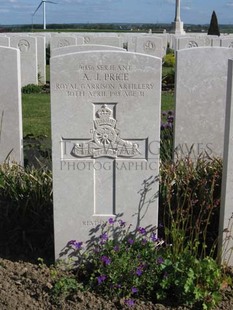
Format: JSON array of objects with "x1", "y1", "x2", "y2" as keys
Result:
[{"x1": 0, "y1": 0, "x2": 232, "y2": 25}]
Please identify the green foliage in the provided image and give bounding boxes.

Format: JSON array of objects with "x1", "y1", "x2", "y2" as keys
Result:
[
  {"x1": 63, "y1": 212, "x2": 227, "y2": 309},
  {"x1": 162, "y1": 68, "x2": 175, "y2": 90},
  {"x1": 51, "y1": 276, "x2": 79, "y2": 300},
  {"x1": 157, "y1": 254, "x2": 223, "y2": 309},
  {"x1": 23, "y1": 134, "x2": 52, "y2": 168},
  {"x1": 160, "y1": 157, "x2": 222, "y2": 259},
  {"x1": 160, "y1": 110, "x2": 174, "y2": 162},
  {"x1": 208, "y1": 11, "x2": 220, "y2": 36},
  {"x1": 162, "y1": 50, "x2": 175, "y2": 90},
  {"x1": 163, "y1": 53, "x2": 175, "y2": 68},
  {"x1": 22, "y1": 84, "x2": 44, "y2": 94},
  {"x1": 0, "y1": 163, "x2": 53, "y2": 261}
]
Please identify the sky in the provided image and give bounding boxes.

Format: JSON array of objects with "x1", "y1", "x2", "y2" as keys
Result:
[{"x1": 0, "y1": 0, "x2": 233, "y2": 26}]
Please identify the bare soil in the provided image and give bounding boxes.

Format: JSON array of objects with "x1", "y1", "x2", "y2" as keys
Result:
[{"x1": 0, "y1": 257, "x2": 233, "y2": 310}]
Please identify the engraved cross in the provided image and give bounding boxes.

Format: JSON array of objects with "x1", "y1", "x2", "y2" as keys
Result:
[{"x1": 61, "y1": 103, "x2": 148, "y2": 216}]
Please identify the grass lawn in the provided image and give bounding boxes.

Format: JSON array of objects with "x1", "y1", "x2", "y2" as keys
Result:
[
  {"x1": 22, "y1": 89, "x2": 174, "y2": 138},
  {"x1": 46, "y1": 65, "x2": 50, "y2": 83},
  {"x1": 161, "y1": 91, "x2": 174, "y2": 112},
  {"x1": 22, "y1": 93, "x2": 51, "y2": 138}
]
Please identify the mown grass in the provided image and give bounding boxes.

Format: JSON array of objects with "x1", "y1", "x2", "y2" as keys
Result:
[
  {"x1": 161, "y1": 91, "x2": 174, "y2": 112},
  {"x1": 46, "y1": 65, "x2": 50, "y2": 82},
  {"x1": 22, "y1": 93, "x2": 51, "y2": 138}
]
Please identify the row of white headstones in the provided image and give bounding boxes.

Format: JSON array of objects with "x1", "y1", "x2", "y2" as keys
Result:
[
  {"x1": 1, "y1": 37, "x2": 233, "y2": 264},
  {"x1": 2, "y1": 32, "x2": 233, "y2": 87}
]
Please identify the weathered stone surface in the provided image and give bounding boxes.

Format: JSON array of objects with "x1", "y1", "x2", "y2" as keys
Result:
[
  {"x1": 0, "y1": 46, "x2": 23, "y2": 165},
  {"x1": 10, "y1": 36, "x2": 38, "y2": 86},
  {"x1": 51, "y1": 51, "x2": 161, "y2": 257},
  {"x1": 174, "y1": 47, "x2": 233, "y2": 159}
]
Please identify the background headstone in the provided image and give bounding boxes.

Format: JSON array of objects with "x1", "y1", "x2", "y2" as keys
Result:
[
  {"x1": 83, "y1": 35, "x2": 121, "y2": 47},
  {"x1": 0, "y1": 46, "x2": 23, "y2": 164},
  {"x1": 51, "y1": 44, "x2": 125, "y2": 57},
  {"x1": 0, "y1": 36, "x2": 10, "y2": 47},
  {"x1": 219, "y1": 59, "x2": 233, "y2": 267},
  {"x1": 174, "y1": 47, "x2": 233, "y2": 159},
  {"x1": 128, "y1": 36, "x2": 165, "y2": 58},
  {"x1": 221, "y1": 38, "x2": 233, "y2": 48},
  {"x1": 10, "y1": 36, "x2": 38, "y2": 86},
  {"x1": 50, "y1": 36, "x2": 78, "y2": 50},
  {"x1": 177, "y1": 37, "x2": 205, "y2": 50},
  {"x1": 51, "y1": 51, "x2": 161, "y2": 258}
]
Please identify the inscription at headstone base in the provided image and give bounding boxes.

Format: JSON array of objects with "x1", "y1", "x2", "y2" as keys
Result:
[{"x1": 51, "y1": 51, "x2": 161, "y2": 258}]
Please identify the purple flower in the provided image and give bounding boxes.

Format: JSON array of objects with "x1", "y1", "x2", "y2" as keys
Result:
[
  {"x1": 141, "y1": 238, "x2": 147, "y2": 245},
  {"x1": 165, "y1": 123, "x2": 172, "y2": 129},
  {"x1": 138, "y1": 227, "x2": 146, "y2": 235},
  {"x1": 167, "y1": 110, "x2": 173, "y2": 116},
  {"x1": 157, "y1": 257, "x2": 164, "y2": 265},
  {"x1": 128, "y1": 238, "x2": 134, "y2": 245},
  {"x1": 93, "y1": 246, "x2": 100, "y2": 253},
  {"x1": 68, "y1": 240, "x2": 83, "y2": 249},
  {"x1": 108, "y1": 217, "x2": 115, "y2": 224},
  {"x1": 136, "y1": 267, "x2": 143, "y2": 276},
  {"x1": 114, "y1": 245, "x2": 120, "y2": 252},
  {"x1": 151, "y1": 233, "x2": 158, "y2": 242},
  {"x1": 97, "y1": 274, "x2": 106, "y2": 285},
  {"x1": 162, "y1": 111, "x2": 167, "y2": 117},
  {"x1": 118, "y1": 219, "x2": 126, "y2": 227},
  {"x1": 100, "y1": 232, "x2": 108, "y2": 243},
  {"x1": 161, "y1": 123, "x2": 165, "y2": 130},
  {"x1": 101, "y1": 255, "x2": 111, "y2": 265},
  {"x1": 125, "y1": 299, "x2": 135, "y2": 307},
  {"x1": 167, "y1": 115, "x2": 174, "y2": 123},
  {"x1": 131, "y1": 287, "x2": 138, "y2": 294}
]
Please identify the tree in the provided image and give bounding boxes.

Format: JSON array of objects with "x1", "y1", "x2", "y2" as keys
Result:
[{"x1": 208, "y1": 11, "x2": 220, "y2": 36}]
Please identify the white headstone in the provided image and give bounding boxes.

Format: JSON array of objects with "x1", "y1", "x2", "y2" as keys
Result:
[
  {"x1": 0, "y1": 36, "x2": 10, "y2": 47},
  {"x1": 174, "y1": 47, "x2": 233, "y2": 159},
  {"x1": 10, "y1": 36, "x2": 38, "y2": 86},
  {"x1": 51, "y1": 44, "x2": 125, "y2": 57},
  {"x1": 221, "y1": 38, "x2": 233, "y2": 48},
  {"x1": 83, "y1": 35, "x2": 121, "y2": 47},
  {"x1": 128, "y1": 36, "x2": 165, "y2": 58},
  {"x1": 0, "y1": 46, "x2": 23, "y2": 164},
  {"x1": 51, "y1": 51, "x2": 161, "y2": 258},
  {"x1": 219, "y1": 59, "x2": 233, "y2": 266},
  {"x1": 50, "y1": 36, "x2": 78, "y2": 50},
  {"x1": 211, "y1": 37, "x2": 221, "y2": 47},
  {"x1": 177, "y1": 37, "x2": 205, "y2": 50}
]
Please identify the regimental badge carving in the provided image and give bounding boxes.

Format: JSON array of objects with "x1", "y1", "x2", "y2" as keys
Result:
[
  {"x1": 71, "y1": 104, "x2": 140, "y2": 159},
  {"x1": 144, "y1": 41, "x2": 156, "y2": 52},
  {"x1": 229, "y1": 42, "x2": 233, "y2": 48},
  {"x1": 186, "y1": 41, "x2": 198, "y2": 48},
  {"x1": 18, "y1": 39, "x2": 30, "y2": 53},
  {"x1": 57, "y1": 39, "x2": 70, "y2": 48}
]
